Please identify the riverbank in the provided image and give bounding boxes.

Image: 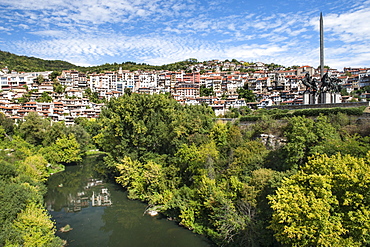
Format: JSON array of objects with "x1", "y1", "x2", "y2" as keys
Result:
[
  {"x1": 45, "y1": 155, "x2": 212, "y2": 247},
  {"x1": 48, "y1": 163, "x2": 65, "y2": 175}
]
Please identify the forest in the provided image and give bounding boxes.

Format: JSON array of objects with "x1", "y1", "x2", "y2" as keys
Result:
[{"x1": 1, "y1": 93, "x2": 370, "y2": 246}]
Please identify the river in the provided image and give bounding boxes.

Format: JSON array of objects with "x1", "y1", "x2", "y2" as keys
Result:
[{"x1": 45, "y1": 155, "x2": 213, "y2": 247}]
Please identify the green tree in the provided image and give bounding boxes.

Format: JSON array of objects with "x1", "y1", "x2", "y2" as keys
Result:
[
  {"x1": 0, "y1": 180, "x2": 40, "y2": 244},
  {"x1": 74, "y1": 117, "x2": 100, "y2": 142},
  {"x1": 18, "y1": 112, "x2": 50, "y2": 146},
  {"x1": 36, "y1": 74, "x2": 45, "y2": 84},
  {"x1": 210, "y1": 121, "x2": 229, "y2": 148},
  {"x1": 85, "y1": 87, "x2": 102, "y2": 103},
  {"x1": 65, "y1": 124, "x2": 91, "y2": 151},
  {"x1": 124, "y1": 87, "x2": 132, "y2": 96},
  {"x1": 237, "y1": 85, "x2": 256, "y2": 102},
  {"x1": 49, "y1": 71, "x2": 60, "y2": 81},
  {"x1": 281, "y1": 115, "x2": 340, "y2": 170},
  {"x1": 42, "y1": 134, "x2": 82, "y2": 164},
  {"x1": 229, "y1": 140, "x2": 268, "y2": 178},
  {"x1": 19, "y1": 155, "x2": 49, "y2": 182},
  {"x1": 0, "y1": 112, "x2": 14, "y2": 136},
  {"x1": 16, "y1": 95, "x2": 31, "y2": 105},
  {"x1": 37, "y1": 91, "x2": 53, "y2": 103},
  {"x1": 269, "y1": 152, "x2": 370, "y2": 246},
  {"x1": 42, "y1": 121, "x2": 67, "y2": 146},
  {"x1": 200, "y1": 85, "x2": 215, "y2": 97},
  {"x1": 310, "y1": 134, "x2": 370, "y2": 158},
  {"x1": 52, "y1": 80, "x2": 65, "y2": 93},
  {"x1": 95, "y1": 93, "x2": 214, "y2": 161},
  {"x1": 8, "y1": 203, "x2": 63, "y2": 247},
  {"x1": 115, "y1": 156, "x2": 145, "y2": 200}
]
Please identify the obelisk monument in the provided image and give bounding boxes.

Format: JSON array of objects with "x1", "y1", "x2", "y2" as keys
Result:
[{"x1": 320, "y1": 12, "x2": 324, "y2": 78}]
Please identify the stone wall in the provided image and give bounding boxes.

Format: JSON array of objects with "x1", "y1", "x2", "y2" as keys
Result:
[
  {"x1": 267, "y1": 101, "x2": 369, "y2": 111},
  {"x1": 258, "y1": 134, "x2": 286, "y2": 150}
]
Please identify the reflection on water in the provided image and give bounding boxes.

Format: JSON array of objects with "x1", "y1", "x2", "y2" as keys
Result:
[
  {"x1": 47, "y1": 178, "x2": 112, "y2": 213},
  {"x1": 92, "y1": 187, "x2": 112, "y2": 207},
  {"x1": 45, "y1": 155, "x2": 213, "y2": 247}
]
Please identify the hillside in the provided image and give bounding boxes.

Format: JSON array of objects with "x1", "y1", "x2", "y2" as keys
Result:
[
  {"x1": 0, "y1": 50, "x2": 199, "y2": 73},
  {"x1": 0, "y1": 50, "x2": 80, "y2": 72}
]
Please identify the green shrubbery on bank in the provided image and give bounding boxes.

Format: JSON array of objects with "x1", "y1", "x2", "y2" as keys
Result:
[
  {"x1": 0, "y1": 136, "x2": 64, "y2": 246},
  {"x1": 0, "y1": 112, "x2": 91, "y2": 246},
  {"x1": 239, "y1": 106, "x2": 366, "y2": 121}
]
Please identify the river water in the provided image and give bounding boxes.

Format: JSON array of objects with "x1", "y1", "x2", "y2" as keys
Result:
[{"x1": 45, "y1": 155, "x2": 213, "y2": 247}]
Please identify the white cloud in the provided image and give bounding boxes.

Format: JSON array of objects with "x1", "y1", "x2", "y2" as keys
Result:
[
  {"x1": 308, "y1": 5, "x2": 370, "y2": 42},
  {"x1": 300, "y1": 3, "x2": 370, "y2": 68},
  {"x1": 1, "y1": 11, "x2": 329, "y2": 68},
  {"x1": 0, "y1": 26, "x2": 12, "y2": 32},
  {"x1": 30, "y1": 30, "x2": 66, "y2": 37},
  {"x1": 324, "y1": 8, "x2": 370, "y2": 42},
  {"x1": 1, "y1": 0, "x2": 199, "y2": 27},
  {"x1": 163, "y1": 27, "x2": 183, "y2": 34},
  {"x1": 226, "y1": 44, "x2": 287, "y2": 60},
  {"x1": 1, "y1": 0, "x2": 369, "y2": 69},
  {"x1": 18, "y1": 24, "x2": 29, "y2": 29}
]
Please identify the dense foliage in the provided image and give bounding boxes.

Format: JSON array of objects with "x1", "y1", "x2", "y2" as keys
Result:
[
  {"x1": 1, "y1": 92, "x2": 370, "y2": 246},
  {"x1": 94, "y1": 94, "x2": 370, "y2": 246},
  {"x1": 95, "y1": 93, "x2": 215, "y2": 161},
  {"x1": 269, "y1": 153, "x2": 370, "y2": 246},
  {"x1": 0, "y1": 128, "x2": 64, "y2": 246},
  {"x1": 0, "y1": 111, "x2": 94, "y2": 246},
  {"x1": 239, "y1": 107, "x2": 366, "y2": 121}
]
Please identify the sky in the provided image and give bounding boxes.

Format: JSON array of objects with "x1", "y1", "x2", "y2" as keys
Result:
[{"x1": 0, "y1": 0, "x2": 370, "y2": 70}]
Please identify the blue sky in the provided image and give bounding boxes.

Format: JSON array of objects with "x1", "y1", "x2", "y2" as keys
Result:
[{"x1": 1, "y1": 0, "x2": 369, "y2": 70}]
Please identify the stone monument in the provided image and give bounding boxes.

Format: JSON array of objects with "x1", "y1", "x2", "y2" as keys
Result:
[{"x1": 303, "y1": 12, "x2": 341, "y2": 104}]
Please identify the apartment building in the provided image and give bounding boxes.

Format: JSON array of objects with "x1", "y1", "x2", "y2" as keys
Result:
[
  {"x1": 0, "y1": 71, "x2": 52, "y2": 91},
  {"x1": 1, "y1": 62, "x2": 368, "y2": 120}
]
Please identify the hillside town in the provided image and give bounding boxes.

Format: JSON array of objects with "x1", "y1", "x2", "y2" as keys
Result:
[{"x1": 1, "y1": 60, "x2": 370, "y2": 124}]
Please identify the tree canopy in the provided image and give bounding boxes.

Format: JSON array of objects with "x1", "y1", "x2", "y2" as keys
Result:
[
  {"x1": 0, "y1": 132, "x2": 63, "y2": 246},
  {"x1": 2, "y1": 90, "x2": 370, "y2": 246},
  {"x1": 95, "y1": 93, "x2": 215, "y2": 161},
  {"x1": 93, "y1": 96, "x2": 370, "y2": 246},
  {"x1": 269, "y1": 152, "x2": 370, "y2": 246}
]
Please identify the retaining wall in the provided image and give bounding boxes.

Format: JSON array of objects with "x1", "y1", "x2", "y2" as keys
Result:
[{"x1": 266, "y1": 101, "x2": 369, "y2": 110}]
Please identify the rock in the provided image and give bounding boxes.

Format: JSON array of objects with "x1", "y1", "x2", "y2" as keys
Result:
[
  {"x1": 148, "y1": 210, "x2": 158, "y2": 216},
  {"x1": 60, "y1": 224, "x2": 73, "y2": 232}
]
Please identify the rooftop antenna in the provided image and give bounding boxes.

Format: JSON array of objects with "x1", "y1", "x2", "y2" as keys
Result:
[{"x1": 320, "y1": 12, "x2": 324, "y2": 78}]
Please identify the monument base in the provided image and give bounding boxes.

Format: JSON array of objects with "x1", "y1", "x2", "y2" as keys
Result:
[
  {"x1": 304, "y1": 92, "x2": 319, "y2": 104},
  {"x1": 320, "y1": 92, "x2": 341, "y2": 104}
]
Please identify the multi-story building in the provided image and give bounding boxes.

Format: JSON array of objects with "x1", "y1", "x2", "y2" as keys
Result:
[
  {"x1": 0, "y1": 71, "x2": 52, "y2": 91},
  {"x1": 1, "y1": 62, "x2": 369, "y2": 120}
]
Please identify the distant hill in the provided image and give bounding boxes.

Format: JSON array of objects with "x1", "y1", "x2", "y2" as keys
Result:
[
  {"x1": 0, "y1": 50, "x2": 199, "y2": 73},
  {"x1": 0, "y1": 50, "x2": 80, "y2": 72}
]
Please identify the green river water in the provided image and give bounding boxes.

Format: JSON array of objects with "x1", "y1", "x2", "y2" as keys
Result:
[{"x1": 45, "y1": 155, "x2": 213, "y2": 247}]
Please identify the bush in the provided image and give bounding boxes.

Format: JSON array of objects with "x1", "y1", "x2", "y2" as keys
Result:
[
  {"x1": 292, "y1": 107, "x2": 365, "y2": 117},
  {"x1": 239, "y1": 107, "x2": 365, "y2": 122}
]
